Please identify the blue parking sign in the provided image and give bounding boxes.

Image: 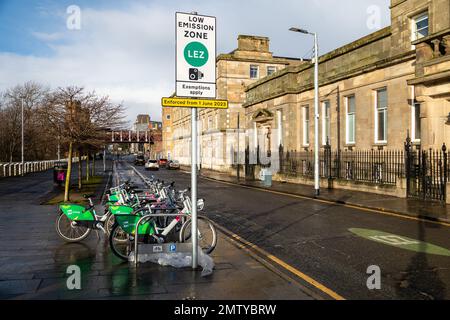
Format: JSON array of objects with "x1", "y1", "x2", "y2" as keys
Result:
[{"x1": 169, "y1": 244, "x2": 177, "y2": 252}]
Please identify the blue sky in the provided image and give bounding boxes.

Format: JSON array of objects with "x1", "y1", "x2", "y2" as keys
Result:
[{"x1": 0, "y1": 0, "x2": 390, "y2": 124}]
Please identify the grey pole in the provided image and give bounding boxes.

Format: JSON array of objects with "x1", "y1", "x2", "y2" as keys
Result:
[
  {"x1": 289, "y1": 27, "x2": 320, "y2": 195},
  {"x1": 57, "y1": 134, "x2": 61, "y2": 161},
  {"x1": 103, "y1": 146, "x2": 106, "y2": 172},
  {"x1": 313, "y1": 32, "x2": 320, "y2": 196},
  {"x1": 21, "y1": 98, "x2": 24, "y2": 176},
  {"x1": 191, "y1": 107, "x2": 198, "y2": 269},
  {"x1": 237, "y1": 112, "x2": 240, "y2": 181}
]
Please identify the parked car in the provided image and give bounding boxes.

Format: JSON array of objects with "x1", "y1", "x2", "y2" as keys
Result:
[
  {"x1": 145, "y1": 159, "x2": 159, "y2": 171},
  {"x1": 134, "y1": 154, "x2": 145, "y2": 166},
  {"x1": 167, "y1": 160, "x2": 180, "y2": 170},
  {"x1": 158, "y1": 158, "x2": 168, "y2": 167}
]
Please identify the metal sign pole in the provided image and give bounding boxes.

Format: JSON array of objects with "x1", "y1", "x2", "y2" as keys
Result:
[{"x1": 191, "y1": 107, "x2": 198, "y2": 269}]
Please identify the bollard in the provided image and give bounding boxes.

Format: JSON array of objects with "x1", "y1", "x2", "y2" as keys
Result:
[{"x1": 8, "y1": 164, "x2": 12, "y2": 176}]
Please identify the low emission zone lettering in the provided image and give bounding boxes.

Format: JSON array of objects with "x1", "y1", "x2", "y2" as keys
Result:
[
  {"x1": 162, "y1": 97, "x2": 228, "y2": 109},
  {"x1": 176, "y1": 12, "x2": 216, "y2": 98}
]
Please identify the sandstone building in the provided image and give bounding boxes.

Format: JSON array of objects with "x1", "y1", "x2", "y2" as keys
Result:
[
  {"x1": 244, "y1": 0, "x2": 449, "y2": 154},
  {"x1": 162, "y1": 0, "x2": 450, "y2": 202}
]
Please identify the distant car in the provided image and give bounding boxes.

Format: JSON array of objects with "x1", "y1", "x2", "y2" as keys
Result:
[
  {"x1": 145, "y1": 159, "x2": 159, "y2": 170},
  {"x1": 134, "y1": 155, "x2": 145, "y2": 166},
  {"x1": 158, "y1": 158, "x2": 168, "y2": 167},
  {"x1": 167, "y1": 160, "x2": 180, "y2": 170}
]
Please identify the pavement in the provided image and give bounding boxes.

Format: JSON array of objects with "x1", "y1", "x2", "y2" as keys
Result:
[
  {"x1": 0, "y1": 160, "x2": 313, "y2": 300},
  {"x1": 195, "y1": 168, "x2": 450, "y2": 224}
]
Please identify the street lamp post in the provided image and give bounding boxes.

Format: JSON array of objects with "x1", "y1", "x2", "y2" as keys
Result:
[
  {"x1": 21, "y1": 98, "x2": 24, "y2": 176},
  {"x1": 289, "y1": 27, "x2": 320, "y2": 196}
]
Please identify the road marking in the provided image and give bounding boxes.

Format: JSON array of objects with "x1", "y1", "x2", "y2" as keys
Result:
[
  {"x1": 198, "y1": 175, "x2": 450, "y2": 228},
  {"x1": 130, "y1": 164, "x2": 345, "y2": 300},
  {"x1": 349, "y1": 228, "x2": 450, "y2": 256},
  {"x1": 213, "y1": 222, "x2": 346, "y2": 300}
]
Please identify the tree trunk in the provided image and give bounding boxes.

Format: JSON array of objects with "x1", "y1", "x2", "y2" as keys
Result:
[
  {"x1": 78, "y1": 149, "x2": 82, "y2": 190},
  {"x1": 64, "y1": 141, "x2": 73, "y2": 202},
  {"x1": 92, "y1": 153, "x2": 95, "y2": 177},
  {"x1": 86, "y1": 153, "x2": 90, "y2": 182}
]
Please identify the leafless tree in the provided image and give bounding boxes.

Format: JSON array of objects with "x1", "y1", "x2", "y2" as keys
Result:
[
  {"x1": 0, "y1": 82, "x2": 53, "y2": 163},
  {"x1": 41, "y1": 86, "x2": 126, "y2": 201}
]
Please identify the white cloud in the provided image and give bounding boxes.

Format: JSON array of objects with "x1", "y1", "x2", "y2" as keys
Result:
[
  {"x1": 0, "y1": 0, "x2": 390, "y2": 124},
  {"x1": 31, "y1": 31, "x2": 64, "y2": 42}
]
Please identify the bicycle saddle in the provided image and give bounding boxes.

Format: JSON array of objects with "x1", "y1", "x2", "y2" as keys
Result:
[{"x1": 83, "y1": 194, "x2": 95, "y2": 199}]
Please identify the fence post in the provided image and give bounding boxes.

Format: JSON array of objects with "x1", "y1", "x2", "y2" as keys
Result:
[
  {"x1": 442, "y1": 143, "x2": 447, "y2": 203},
  {"x1": 324, "y1": 139, "x2": 332, "y2": 189},
  {"x1": 404, "y1": 136, "x2": 412, "y2": 197}
]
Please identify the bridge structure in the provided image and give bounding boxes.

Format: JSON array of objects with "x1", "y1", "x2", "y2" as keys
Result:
[{"x1": 108, "y1": 130, "x2": 161, "y2": 144}]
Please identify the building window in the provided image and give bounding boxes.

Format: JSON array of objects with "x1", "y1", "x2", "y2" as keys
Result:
[
  {"x1": 277, "y1": 109, "x2": 283, "y2": 146},
  {"x1": 346, "y1": 95, "x2": 356, "y2": 144},
  {"x1": 267, "y1": 66, "x2": 276, "y2": 76},
  {"x1": 375, "y1": 88, "x2": 388, "y2": 143},
  {"x1": 303, "y1": 105, "x2": 310, "y2": 146},
  {"x1": 412, "y1": 102, "x2": 421, "y2": 141},
  {"x1": 250, "y1": 65, "x2": 259, "y2": 79},
  {"x1": 412, "y1": 12, "x2": 429, "y2": 41},
  {"x1": 322, "y1": 101, "x2": 331, "y2": 145}
]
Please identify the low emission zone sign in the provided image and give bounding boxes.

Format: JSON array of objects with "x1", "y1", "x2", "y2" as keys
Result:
[{"x1": 176, "y1": 12, "x2": 216, "y2": 98}]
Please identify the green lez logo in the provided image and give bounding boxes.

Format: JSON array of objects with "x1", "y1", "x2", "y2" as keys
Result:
[{"x1": 184, "y1": 41, "x2": 209, "y2": 67}]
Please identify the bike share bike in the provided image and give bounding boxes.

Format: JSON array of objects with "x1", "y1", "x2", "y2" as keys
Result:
[
  {"x1": 55, "y1": 173, "x2": 217, "y2": 261},
  {"x1": 55, "y1": 180, "x2": 146, "y2": 242}
]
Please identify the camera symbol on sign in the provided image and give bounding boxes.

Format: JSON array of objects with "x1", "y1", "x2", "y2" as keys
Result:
[{"x1": 189, "y1": 68, "x2": 204, "y2": 81}]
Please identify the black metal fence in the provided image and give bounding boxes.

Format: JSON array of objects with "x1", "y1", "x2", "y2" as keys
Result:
[
  {"x1": 278, "y1": 140, "x2": 448, "y2": 202},
  {"x1": 279, "y1": 145, "x2": 405, "y2": 186},
  {"x1": 405, "y1": 139, "x2": 447, "y2": 202}
]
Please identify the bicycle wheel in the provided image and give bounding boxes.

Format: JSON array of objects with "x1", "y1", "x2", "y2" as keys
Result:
[
  {"x1": 179, "y1": 216, "x2": 217, "y2": 254},
  {"x1": 105, "y1": 213, "x2": 115, "y2": 236},
  {"x1": 56, "y1": 213, "x2": 91, "y2": 242},
  {"x1": 109, "y1": 223, "x2": 132, "y2": 261}
]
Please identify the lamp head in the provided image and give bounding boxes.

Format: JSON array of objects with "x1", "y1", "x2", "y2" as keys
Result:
[{"x1": 289, "y1": 27, "x2": 309, "y2": 34}]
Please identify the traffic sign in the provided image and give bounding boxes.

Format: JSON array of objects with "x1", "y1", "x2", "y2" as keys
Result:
[
  {"x1": 161, "y1": 97, "x2": 228, "y2": 109},
  {"x1": 176, "y1": 12, "x2": 216, "y2": 98}
]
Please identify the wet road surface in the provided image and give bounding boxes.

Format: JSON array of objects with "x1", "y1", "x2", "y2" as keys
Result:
[{"x1": 133, "y1": 160, "x2": 450, "y2": 300}]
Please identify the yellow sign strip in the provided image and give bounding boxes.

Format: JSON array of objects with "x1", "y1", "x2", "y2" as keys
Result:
[{"x1": 161, "y1": 97, "x2": 228, "y2": 109}]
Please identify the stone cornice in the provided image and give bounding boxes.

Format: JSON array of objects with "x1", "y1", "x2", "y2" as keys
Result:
[{"x1": 216, "y1": 54, "x2": 300, "y2": 65}]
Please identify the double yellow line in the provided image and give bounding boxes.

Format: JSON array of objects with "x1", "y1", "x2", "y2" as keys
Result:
[{"x1": 214, "y1": 222, "x2": 345, "y2": 300}]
